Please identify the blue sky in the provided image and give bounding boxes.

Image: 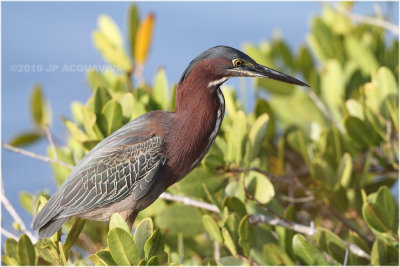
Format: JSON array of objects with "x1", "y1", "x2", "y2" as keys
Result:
[{"x1": 2, "y1": 1, "x2": 398, "y2": 237}]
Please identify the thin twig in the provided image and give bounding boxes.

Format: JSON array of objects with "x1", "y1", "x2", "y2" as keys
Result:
[
  {"x1": 249, "y1": 214, "x2": 370, "y2": 260},
  {"x1": 344, "y1": 243, "x2": 349, "y2": 266},
  {"x1": 45, "y1": 125, "x2": 58, "y2": 161},
  {"x1": 332, "y1": 4, "x2": 399, "y2": 35},
  {"x1": 1, "y1": 227, "x2": 19, "y2": 240},
  {"x1": 306, "y1": 89, "x2": 346, "y2": 132},
  {"x1": 280, "y1": 195, "x2": 314, "y2": 203},
  {"x1": 1, "y1": 175, "x2": 37, "y2": 243},
  {"x1": 214, "y1": 240, "x2": 220, "y2": 261},
  {"x1": 177, "y1": 241, "x2": 184, "y2": 264},
  {"x1": 249, "y1": 213, "x2": 316, "y2": 235},
  {"x1": 236, "y1": 254, "x2": 258, "y2": 266},
  {"x1": 159, "y1": 192, "x2": 220, "y2": 213},
  {"x1": 2, "y1": 142, "x2": 74, "y2": 169}
]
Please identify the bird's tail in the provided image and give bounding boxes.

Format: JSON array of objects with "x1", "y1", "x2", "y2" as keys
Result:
[
  {"x1": 38, "y1": 217, "x2": 69, "y2": 238},
  {"x1": 33, "y1": 193, "x2": 67, "y2": 238}
]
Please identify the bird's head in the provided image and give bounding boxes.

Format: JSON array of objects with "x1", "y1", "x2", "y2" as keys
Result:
[{"x1": 179, "y1": 45, "x2": 309, "y2": 89}]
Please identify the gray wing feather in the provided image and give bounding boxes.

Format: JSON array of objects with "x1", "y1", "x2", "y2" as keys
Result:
[{"x1": 33, "y1": 114, "x2": 166, "y2": 234}]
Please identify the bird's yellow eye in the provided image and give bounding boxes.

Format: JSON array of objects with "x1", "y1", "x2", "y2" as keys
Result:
[{"x1": 233, "y1": 59, "x2": 243, "y2": 67}]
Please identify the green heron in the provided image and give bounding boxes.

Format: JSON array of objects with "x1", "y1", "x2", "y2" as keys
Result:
[{"x1": 33, "y1": 45, "x2": 308, "y2": 238}]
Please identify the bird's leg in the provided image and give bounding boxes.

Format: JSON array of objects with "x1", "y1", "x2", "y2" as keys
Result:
[{"x1": 126, "y1": 210, "x2": 139, "y2": 231}]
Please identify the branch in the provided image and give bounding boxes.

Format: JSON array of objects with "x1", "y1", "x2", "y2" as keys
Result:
[
  {"x1": 1, "y1": 227, "x2": 19, "y2": 240},
  {"x1": 249, "y1": 213, "x2": 316, "y2": 235},
  {"x1": 2, "y1": 142, "x2": 74, "y2": 169},
  {"x1": 159, "y1": 192, "x2": 220, "y2": 213},
  {"x1": 1, "y1": 174, "x2": 37, "y2": 243},
  {"x1": 332, "y1": 4, "x2": 399, "y2": 35},
  {"x1": 249, "y1": 214, "x2": 370, "y2": 260},
  {"x1": 45, "y1": 125, "x2": 58, "y2": 161}
]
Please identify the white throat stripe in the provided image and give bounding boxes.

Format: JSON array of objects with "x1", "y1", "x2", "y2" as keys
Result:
[{"x1": 208, "y1": 77, "x2": 229, "y2": 88}]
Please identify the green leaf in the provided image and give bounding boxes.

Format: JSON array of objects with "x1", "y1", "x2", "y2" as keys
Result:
[
  {"x1": 98, "y1": 14, "x2": 124, "y2": 49},
  {"x1": 362, "y1": 186, "x2": 398, "y2": 244},
  {"x1": 222, "y1": 228, "x2": 237, "y2": 256},
  {"x1": 146, "y1": 256, "x2": 160, "y2": 265},
  {"x1": 370, "y1": 238, "x2": 398, "y2": 265},
  {"x1": 119, "y1": 93, "x2": 135, "y2": 121},
  {"x1": 226, "y1": 110, "x2": 247, "y2": 164},
  {"x1": 109, "y1": 212, "x2": 131, "y2": 234},
  {"x1": 202, "y1": 215, "x2": 223, "y2": 243},
  {"x1": 35, "y1": 194, "x2": 50, "y2": 214},
  {"x1": 108, "y1": 227, "x2": 138, "y2": 265},
  {"x1": 297, "y1": 44, "x2": 314, "y2": 80},
  {"x1": 275, "y1": 205, "x2": 296, "y2": 259},
  {"x1": 222, "y1": 197, "x2": 247, "y2": 218},
  {"x1": 246, "y1": 113, "x2": 269, "y2": 162},
  {"x1": 81, "y1": 106, "x2": 104, "y2": 140},
  {"x1": 337, "y1": 153, "x2": 352, "y2": 188},
  {"x1": 64, "y1": 218, "x2": 85, "y2": 252},
  {"x1": 128, "y1": 4, "x2": 140, "y2": 59},
  {"x1": 321, "y1": 60, "x2": 345, "y2": 125},
  {"x1": 244, "y1": 171, "x2": 275, "y2": 204},
  {"x1": 88, "y1": 70, "x2": 111, "y2": 90},
  {"x1": 238, "y1": 215, "x2": 256, "y2": 257},
  {"x1": 2, "y1": 255, "x2": 19, "y2": 266},
  {"x1": 99, "y1": 100, "x2": 123, "y2": 136},
  {"x1": 287, "y1": 129, "x2": 311, "y2": 166},
  {"x1": 203, "y1": 183, "x2": 222, "y2": 211},
  {"x1": 311, "y1": 157, "x2": 337, "y2": 188},
  {"x1": 217, "y1": 256, "x2": 246, "y2": 266},
  {"x1": 315, "y1": 227, "x2": 346, "y2": 263},
  {"x1": 152, "y1": 68, "x2": 169, "y2": 110},
  {"x1": 292, "y1": 234, "x2": 329, "y2": 265},
  {"x1": 9, "y1": 132, "x2": 41, "y2": 147},
  {"x1": 35, "y1": 239, "x2": 60, "y2": 265},
  {"x1": 309, "y1": 18, "x2": 335, "y2": 61},
  {"x1": 270, "y1": 88, "x2": 325, "y2": 131},
  {"x1": 92, "y1": 31, "x2": 132, "y2": 72},
  {"x1": 344, "y1": 115, "x2": 381, "y2": 147},
  {"x1": 258, "y1": 78, "x2": 296, "y2": 95},
  {"x1": 64, "y1": 119, "x2": 89, "y2": 142},
  {"x1": 262, "y1": 243, "x2": 295, "y2": 265},
  {"x1": 19, "y1": 192, "x2": 34, "y2": 215},
  {"x1": 30, "y1": 84, "x2": 51, "y2": 129},
  {"x1": 345, "y1": 36, "x2": 379, "y2": 75},
  {"x1": 273, "y1": 38, "x2": 294, "y2": 70},
  {"x1": 371, "y1": 238, "x2": 387, "y2": 265},
  {"x1": 17, "y1": 234, "x2": 36, "y2": 265},
  {"x1": 223, "y1": 213, "x2": 240, "y2": 244},
  {"x1": 155, "y1": 204, "x2": 203, "y2": 236},
  {"x1": 380, "y1": 94, "x2": 399, "y2": 131},
  {"x1": 144, "y1": 228, "x2": 164, "y2": 260},
  {"x1": 134, "y1": 217, "x2": 154, "y2": 259},
  {"x1": 174, "y1": 168, "x2": 224, "y2": 198},
  {"x1": 5, "y1": 238, "x2": 18, "y2": 259},
  {"x1": 90, "y1": 249, "x2": 117, "y2": 266},
  {"x1": 92, "y1": 87, "x2": 112, "y2": 115},
  {"x1": 58, "y1": 241, "x2": 67, "y2": 265},
  {"x1": 376, "y1": 66, "x2": 398, "y2": 102}
]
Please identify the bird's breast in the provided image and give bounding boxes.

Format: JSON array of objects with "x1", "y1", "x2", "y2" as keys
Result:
[{"x1": 165, "y1": 88, "x2": 225, "y2": 180}]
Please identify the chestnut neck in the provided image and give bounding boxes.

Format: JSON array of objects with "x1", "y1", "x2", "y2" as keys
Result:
[{"x1": 166, "y1": 61, "x2": 225, "y2": 176}]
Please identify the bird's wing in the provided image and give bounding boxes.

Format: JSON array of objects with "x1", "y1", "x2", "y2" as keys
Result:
[
  {"x1": 33, "y1": 112, "x2": 167, "y2": 230},
  {"x1": 59, "y1": 135, "x2": 166, "y2": 216}
]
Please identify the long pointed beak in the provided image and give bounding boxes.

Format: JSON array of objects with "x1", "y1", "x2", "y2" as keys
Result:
[{"x1": 249, "y1": 63, "x2": 309, "y2": 87}]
